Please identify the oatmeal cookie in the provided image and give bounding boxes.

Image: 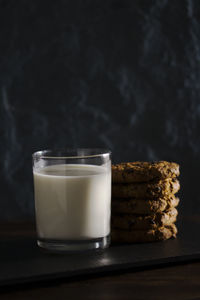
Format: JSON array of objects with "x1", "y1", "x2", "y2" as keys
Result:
[
  {"x1": 112, "y1": 178, "x2": 180, "y2": 199},
  {"x1": 112, "y1": 196, "x2": 179, "y2": 214},
  {"x1": 112, "y1": 161, "x2": 180, "y2": 183},
  {"x1": 112, "y1": 208, "x2": 178, "y2": 230},
  {"x1": 111, "y1": 224, "x2": 177, "y2": 243}
]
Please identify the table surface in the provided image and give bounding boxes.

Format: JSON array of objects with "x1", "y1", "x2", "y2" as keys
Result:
[{"x1": 1, "y1": 220, "x2": 200, "y2": 300}]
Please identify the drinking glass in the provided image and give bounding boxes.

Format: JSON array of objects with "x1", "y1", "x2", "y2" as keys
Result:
[{"x1": 32, "y1": 149, "x2": 111, "y2": 252}]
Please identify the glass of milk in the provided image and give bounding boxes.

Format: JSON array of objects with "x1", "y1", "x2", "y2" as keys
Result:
[{"x1": 32, "y1": 149, "x2": 111, "y2": 252}]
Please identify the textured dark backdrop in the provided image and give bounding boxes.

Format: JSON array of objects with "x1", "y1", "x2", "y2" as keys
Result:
[{"x1": 0, "y1": 0, "x2": 199, "y2": 220}]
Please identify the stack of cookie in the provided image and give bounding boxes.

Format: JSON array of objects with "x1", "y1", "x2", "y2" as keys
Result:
[{"x1": 111, "y1": 161, "x2": 180, "y2": 243}]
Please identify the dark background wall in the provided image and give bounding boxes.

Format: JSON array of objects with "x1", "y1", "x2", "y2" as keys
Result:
[{"x1": 0, "y1": 0, "x2": 199, "y2": 220}]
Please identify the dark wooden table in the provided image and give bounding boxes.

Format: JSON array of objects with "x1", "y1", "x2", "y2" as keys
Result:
[{"x1": 1, "y1": 222, "x2": 200, "y2": 300}]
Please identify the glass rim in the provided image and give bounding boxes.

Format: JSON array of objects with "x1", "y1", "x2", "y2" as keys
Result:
[{"x1": 32, "y1": 148, "x2": 111, "y2": 160}]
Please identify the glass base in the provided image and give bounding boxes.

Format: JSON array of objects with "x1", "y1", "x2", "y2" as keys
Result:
[{"x1": 37, "y1": 235, "x2": 110, "y2": 253}]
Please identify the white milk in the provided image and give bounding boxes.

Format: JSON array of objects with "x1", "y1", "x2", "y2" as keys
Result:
[{"x1": 33, "y1": 164, "x2": 111, "y2": 240}]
